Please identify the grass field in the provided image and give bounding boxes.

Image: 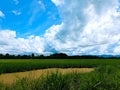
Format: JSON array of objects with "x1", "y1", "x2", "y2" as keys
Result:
[
  {"x1": 0, "y1": 59, "x2": 120, "y2": 90},
  {"x1": 0, "y1": 59, "x2": 120, "y2": 74}
]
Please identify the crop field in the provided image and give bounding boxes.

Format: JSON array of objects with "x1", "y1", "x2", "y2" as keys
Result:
[
  {"x1": 0, "y1": 59, "x2": 120, "y2": 90},
  {"x1": 0, "y1": 59, "x2": 120, "y2": 74}
]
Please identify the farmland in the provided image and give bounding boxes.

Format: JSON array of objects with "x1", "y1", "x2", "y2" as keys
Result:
[
  {"x1": 0, "y1": 59, "x2": 120, "y2": 90},
  {"x1": 0, "y1": 59, "x2": 120, "y2": 74}
]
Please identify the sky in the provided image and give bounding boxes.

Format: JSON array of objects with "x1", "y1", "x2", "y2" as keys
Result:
[{"x1": 0, "y1": 0, "x2": 120, "y2": 55}]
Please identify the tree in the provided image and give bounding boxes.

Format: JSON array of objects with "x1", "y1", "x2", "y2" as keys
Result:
[
  {"x1": 50, "y1": 53, "x2": 68, "y2": 58},
  {"x1": 31, "y1": 53, "x2": 35, "y2": 58}
]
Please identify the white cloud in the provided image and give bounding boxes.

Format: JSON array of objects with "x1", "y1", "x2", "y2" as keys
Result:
[
  {"x1": 1, "y1": 0, "x2": 120, "y2": 55},
  {"x1": 12, "y1": 10, "x2": 21, "y2": 15},
  {"x1": 51, "y1": 0, "x2": 64, "y2": 6},
  {"x1": 0, "y1": 30, "x2": 16, "y2": 46},
  {"x1": 0, "y1": 11, "x2": 5, "y2": 18},
  {"x1": 44, "y1": 0, "x2": 120, "y2": 55},
  {"x1": 0, "y1": 30, "x2": 44, "y2": 54},
  {"x1": 113, "y1": 46, "x2": 120, "y2": 54}
]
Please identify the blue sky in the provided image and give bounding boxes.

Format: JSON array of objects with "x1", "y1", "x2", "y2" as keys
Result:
[
  {"x1": 0, "y1": 0, "x2": 61, "y2": 37},
  {"x1": 0, "y1": 0, "x2": 120, "y2": 55}
]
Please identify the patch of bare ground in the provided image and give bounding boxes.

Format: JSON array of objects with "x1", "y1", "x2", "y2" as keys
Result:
[{"x1": 0, "y1": 68, "x2": 94, "y2": 85}]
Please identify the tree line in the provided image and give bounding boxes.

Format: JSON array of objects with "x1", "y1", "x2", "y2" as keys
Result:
[{"x1": 0, "y1": 53, "x2": 119, "y2": 59}]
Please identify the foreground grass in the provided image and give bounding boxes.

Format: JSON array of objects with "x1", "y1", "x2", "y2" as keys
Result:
[
  {"x1": 0, "y1": 66, "x2": 120, "y2": 90},
  {"x1": 0, "y1": 59, "x2": 120, "y2": 74}
]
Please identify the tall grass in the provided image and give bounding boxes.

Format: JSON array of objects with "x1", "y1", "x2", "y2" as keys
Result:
[
  {"x1": 0, "y1": 59, "x2": 120, "y2": 74},
  {"x1": 0, "y1": 65, "x2": 120, "y2": 90}
]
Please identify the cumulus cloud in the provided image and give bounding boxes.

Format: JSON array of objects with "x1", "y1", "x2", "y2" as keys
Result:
[
  {"x1": 1, "y1": 0, "x2": 120, "y2": 55},
  {"x1": 0, "y1": 11, "x2": 5, "y2": 18},
  {"x1": 44, "y1": 0, "x2": 120, "y2": 55},
  {"x1": 0, "y1": 30, "x2": 44, "y2": 54},
  {"x1": 114, "y1": 46, "x2": 120, "y2": 54}
]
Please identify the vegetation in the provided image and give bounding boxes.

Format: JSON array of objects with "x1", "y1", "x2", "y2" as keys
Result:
[
  {"x1": 0, "y1": 65, "x2": 120, "y2": 90},
  {"x1": 0, "y1": 53, "x2": 120, "y2": 59},
  {"x1": 0, "y1": 58, "x2": 120, "y2": 89},
  {"x1": 0, "y1": 59, "x2": 120, "y2": 74}
]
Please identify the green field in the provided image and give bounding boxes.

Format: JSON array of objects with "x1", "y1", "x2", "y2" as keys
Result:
[
  {"x1": 0, "y1": 59, "x2": 120, "y2": 74},
  {"x1": 0, "y1": 59, "x2": 120, "y2": 90}
]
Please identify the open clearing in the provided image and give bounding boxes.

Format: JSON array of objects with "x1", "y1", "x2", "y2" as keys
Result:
[{"x1": 0, "y1": 68, "x2": 94, "y2": 85}]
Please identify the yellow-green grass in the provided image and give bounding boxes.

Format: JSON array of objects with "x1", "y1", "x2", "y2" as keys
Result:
[
  {"x1": 0, "y1": 65, "x2": 120, "y2": 90},
  {"x1": 0, "y1": 68, "x2": 94, "y2": 85}
]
